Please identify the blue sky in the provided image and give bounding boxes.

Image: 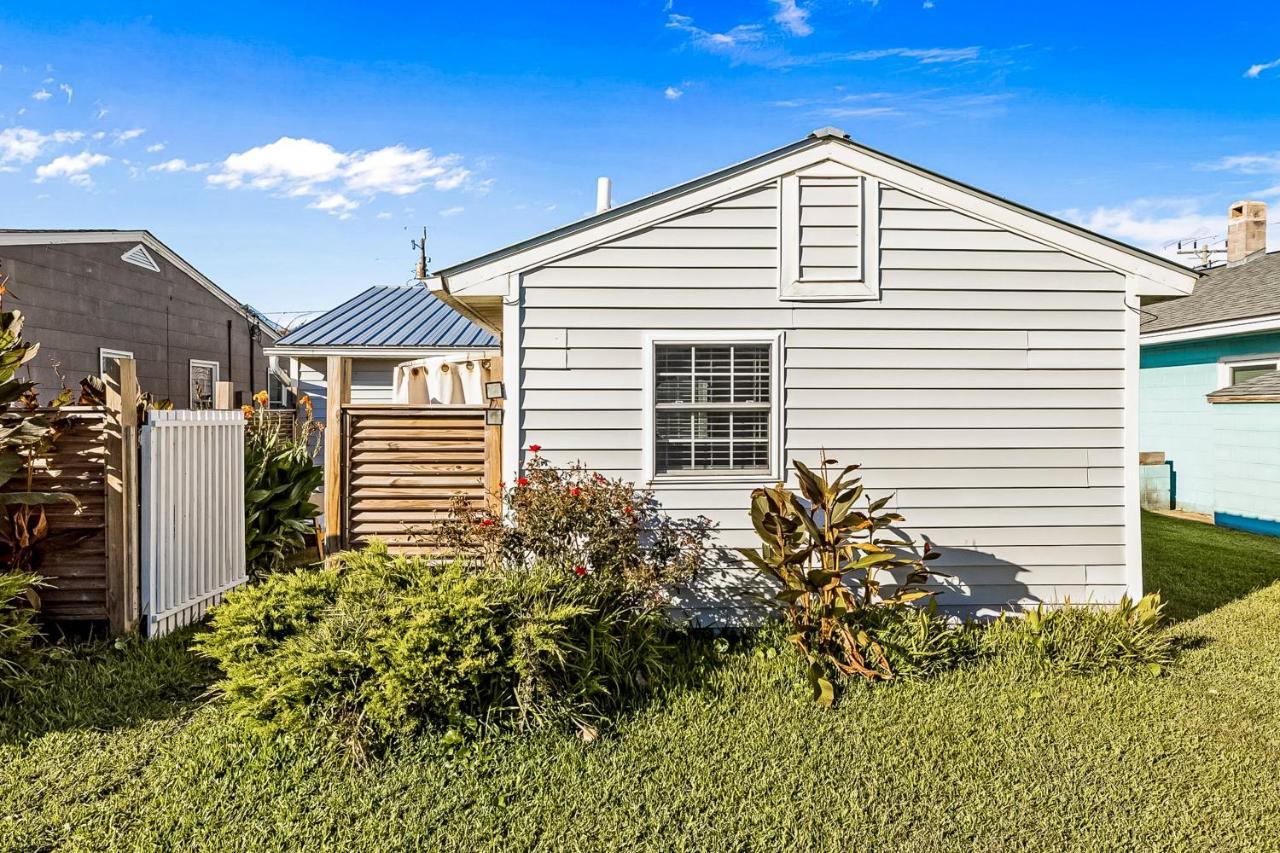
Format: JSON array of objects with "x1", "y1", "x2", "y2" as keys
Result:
[{"x1": 3, "y1": 1, "x2": 1279, "y2": 327}]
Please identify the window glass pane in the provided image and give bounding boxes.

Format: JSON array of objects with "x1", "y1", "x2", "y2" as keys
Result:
[
  {"x1": 1231, "y1": 364, "x2": 1278, "y2": 385},
  {"x1": 653, "y1": 343, "x2": 772, "y2": 474}
]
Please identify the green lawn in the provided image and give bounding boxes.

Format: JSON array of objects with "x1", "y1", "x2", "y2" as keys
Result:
[{"x1": 3, "y1": 514, "x2": 1280, "y2": 851}]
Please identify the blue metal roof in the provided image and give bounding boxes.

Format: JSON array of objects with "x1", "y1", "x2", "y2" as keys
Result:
[{"x1": 276, "y1": 284, "x2": 497, "y2": 348}]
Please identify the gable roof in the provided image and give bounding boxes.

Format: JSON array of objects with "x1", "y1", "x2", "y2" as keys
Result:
[
  {"x1": 435, "y1": 128, "x2": 1196, "y2": 298},
  {"x1": 1208, "y1": 368, "x2": 1280, "y2": 402},
  {"x1": 0, "y1": 228, "x2": 281, "y2": 339},
  {"x1": 1142, "y1": 252, "x2": 1280, "y2": 335},
  {"x1": 273, "y1": 284, "x2": 497, "y2": 350}
]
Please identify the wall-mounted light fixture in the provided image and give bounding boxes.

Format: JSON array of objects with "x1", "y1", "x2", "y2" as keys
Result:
[
  {"x1": 484, "y1": 380, "x2": 506, "y2": 400},
  {"x1": 485, "y1": 408, "x2": 504, "y2": 426}
]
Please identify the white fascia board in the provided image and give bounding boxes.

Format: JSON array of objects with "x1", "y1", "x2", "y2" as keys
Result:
[
  {"x1": 262, "y1": 345, "x2": 498, "y2": 360},
  {"x1": 1139, "y1": 312, "x2": 1280, "y2": 346},
  {"x1": 0, "y1": 230, "x2": 280, "y2": 338},
  {"x1": 439, "y1": 146, "x2": 825, "y2": 296},
  {"x1": 817, "y1": 146, "x2": 1199, "y2": 299},
  {"x1": 435, "y1": 139, "x2": 1198, "y2": 300},
  {"x1": 426, "y1": 275, "x2": 503, "y2": 338}
]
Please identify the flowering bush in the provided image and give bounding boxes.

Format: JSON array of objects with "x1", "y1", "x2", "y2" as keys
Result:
[{"x1": 438, "y1": 449, "x2": 715, "y2": 599}]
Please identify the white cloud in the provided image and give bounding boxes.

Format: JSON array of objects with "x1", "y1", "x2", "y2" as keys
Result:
[
  {"x1": 148, "y1": 158, "x2": 208, "y2": 173},
  {"x1": 774, "y1": 90, "x2": 1010, "y2": 122},
  {"x1": 376, "y1": 211, "x2": 392, "y2": 220},
  {"x1": 58, "y1": 83, "x2": 73, "y2": 103},
  {"x1": 1245, "y1": 58, "x2": 1280, "y2": 79},
  {"x1": 206, "y1": 136, "x2": 472, "y2": 216},
  {"x1": 112, "y1": 128, "x2": 146, "y2": 144},
  {"x1": 664, "y1": 86, "x2": 684, "y2": 100},
  {"x1": 1207, "y1": 152, "x2": 1280, "y2": 175},
  {"x1": 146, "y1": 142, "x2": 165, "y2": 153},
  {"x1": 1057, "y1": 198, "x2": 1223, "y2": 257},
  {"x1": 439, "y1": 206, "x2": 464, "y2": 217},
  {"x1": 666, "y1": 13, "x2": 765, "y2": 51},
  {"x1": 847, "y1": 46, "x2": 981, "y2": 64},
  {"x1": 35, "y1": 151, "x2": 110, "y2": 186},
  {"x1": 923, "y1": 1, "x2": 936, "y2": 8},
  {"x1": 31, "y1": 89, "x2": 52, "y2": 102},
  {"x1": 344, "y1": 144, "x2": 467, "y2": 194},
  {"x1": 0, "y1": 127, "x2": 83, "y2": 164},
  {"x1": 772, "y1": 0, "x2": 812, "y2": 36}
]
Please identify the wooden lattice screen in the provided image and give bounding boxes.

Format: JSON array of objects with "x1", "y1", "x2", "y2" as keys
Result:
[{"x1": 343, "y1": 405, "x2": 490, "y2": 552}]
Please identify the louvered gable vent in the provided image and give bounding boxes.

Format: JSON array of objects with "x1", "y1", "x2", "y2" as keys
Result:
[
  {"x1": 121, "y1": 243, "x2": 161, "y2": 273},
  {"x1": 779, "y1": 161, "x2": 880, "y2": 301}
]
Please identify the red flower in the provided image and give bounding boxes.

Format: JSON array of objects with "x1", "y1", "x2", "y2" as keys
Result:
[
  {"x1": 517, "y1": 477, "x2": 529, "y2": 487},
  {"x1": 498, "y1": 481, "x2": 505, "y2": 488},
  {"x1": 528, "y1": 444, "x2": 542, "y2": 453},
  {"x1": 593, "y1": 473, "x2": 606, "y2": 483},
  {"x1": 623, "y1": 506, "x2": 634, "y2": 515},
  {"x1": 570, "y1": 487, "x2": 582, "y2": 497},
  {"x1": 478, "y1": 518, "x2": 494, "y2": 527},
  {"x1": 573, "y1": 565, "x2": 587, "y2": 577}
]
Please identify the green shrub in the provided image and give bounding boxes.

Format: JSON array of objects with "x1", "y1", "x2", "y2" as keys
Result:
[
  {"x1": 0, "y1": 571, "x2": 43, "y2": 699},
  {"x1": 981, "y1": 593, "x2": 1173, "y2": 676},
  {"x1": 195, "y1": 543, "x2": 674, "y2": 750},
  {"x1": 501, "y1": 565, "x2": 674, "y2": 735},
  {"x1": 863, "y1": 600, "x2": 980, "y2": 681},
  {"x1": 243, "y1": 393, "x2": 324, "y2": 576}
]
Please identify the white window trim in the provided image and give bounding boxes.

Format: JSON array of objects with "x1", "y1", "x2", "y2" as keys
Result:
[
  {"x1": 1217, "y1": 353, "x2": 1280, "y2": 388},
  {"x1": 642, "y1": 330, "x2": 784, "y2": 485},
  {"x1": 778, "y1": 170, "x2": 881, "y2": 302},
  {"x1": 189, "y1": 358, "x2": 221, "y2": 407},
  {"x1": 99, "y1": 347, "x2": 134, "y2": 375}
]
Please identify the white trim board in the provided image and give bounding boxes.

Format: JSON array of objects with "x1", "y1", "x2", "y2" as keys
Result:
[
  {"x1": 436, "y1": 136, "x2": 1198, "y2": 302},
  {"x1": 1140, "y1": 312, "x2": 1280, "y2": 346},
  {"x1": 0, "y1": 230, "x2": 279, "y2": 340},
  {"x1": 264, "y1": 345, "x2": 499, "y2": 360}
]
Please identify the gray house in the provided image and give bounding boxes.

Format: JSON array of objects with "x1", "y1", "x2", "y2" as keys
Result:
[
  {"x1": 0, "y1": 230, "x2": 279, "y2": 407},
  {"x1": 427, "y1": 127, "x2": 1199, "y2": 618}
]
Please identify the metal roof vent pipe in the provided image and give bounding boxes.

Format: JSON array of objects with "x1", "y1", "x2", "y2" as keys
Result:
[
  {"x1": 596, "y1": 177, "x2": 612, "y2": 213},
  {"x1": 1227, "y1": 200, "x2": 1267, "y2": 266}
]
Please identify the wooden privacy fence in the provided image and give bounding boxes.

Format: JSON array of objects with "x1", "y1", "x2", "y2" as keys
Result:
[
  {"x1": 3, "y1": 407, "x2": 111, "y2": 622},
  {"x1": 140, "y1": 409, "x2": 247, "y2": 637},
  {"x1": 342, "y1": 405, "x2": 493, "y2": 552}
]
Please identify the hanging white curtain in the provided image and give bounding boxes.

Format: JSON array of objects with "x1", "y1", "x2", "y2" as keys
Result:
[{"x1": 392, "y1": 355, "x2": 487, "y2": 405}]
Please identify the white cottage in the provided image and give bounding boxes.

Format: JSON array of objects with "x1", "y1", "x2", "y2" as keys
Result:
[{"x1": 429, "y1": 128, "x2": 1198, "y2": 618}]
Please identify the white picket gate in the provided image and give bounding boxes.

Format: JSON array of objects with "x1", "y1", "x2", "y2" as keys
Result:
[{"x1": 140, "y1": 410, "x2": 247, "y2": 637}]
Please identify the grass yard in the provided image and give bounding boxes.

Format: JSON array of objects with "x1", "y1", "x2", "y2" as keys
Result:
[{"x1": 3, "y1": 513, "x2": 1280, "y2": 851}]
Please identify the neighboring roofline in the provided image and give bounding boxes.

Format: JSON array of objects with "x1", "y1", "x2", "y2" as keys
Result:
[
  {"x1": 264, "y1": 344, "x2": 499, "y2": 360},
  {"x1": 1207, "y1": 392, "x2": 1280, "y2": 403},
  {"x1": 1140, "y1": 311, "x2": 1280, "y2": 346},
  {"x1": 0, "y1": 229, "x2": 280, "y2": 339},
  {"x1": 435, "y1": 129, "x2": 1196, "y2": 286}
]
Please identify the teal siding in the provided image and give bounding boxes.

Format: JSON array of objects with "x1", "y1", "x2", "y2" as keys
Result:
[{"x1": 1140, "y1": 331, "x2": 1280, "y2": 523}]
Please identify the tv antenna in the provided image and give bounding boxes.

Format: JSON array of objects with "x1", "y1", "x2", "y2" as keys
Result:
[
  {"x1": 412, "y1": 227, "x2": 430, "y2": 280},
  {"x1": 1173, "y1": 235, "x2": 1226, "y2": 270}
]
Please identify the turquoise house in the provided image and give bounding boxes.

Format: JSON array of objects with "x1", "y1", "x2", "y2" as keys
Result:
[{"x1": 1140, "y1": 202, "x2": 1280, "y2": 536}]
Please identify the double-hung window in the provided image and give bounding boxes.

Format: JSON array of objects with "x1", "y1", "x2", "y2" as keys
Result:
[{"x1": 650, "y1": 338, "x2": 777, "y2": 478}]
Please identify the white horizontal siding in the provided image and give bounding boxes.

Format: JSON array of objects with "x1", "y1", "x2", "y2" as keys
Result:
[{"x1": 517, "y1": 173, "x2": 1130, "y2": 616}]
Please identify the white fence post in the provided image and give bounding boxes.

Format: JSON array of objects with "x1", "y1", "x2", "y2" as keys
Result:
[{"x1": 139, "y1": 409, "x2": 247, "y2": 638}]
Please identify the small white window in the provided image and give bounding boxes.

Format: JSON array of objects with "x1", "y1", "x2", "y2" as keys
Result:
[
  {"x1": 643, "y1": 332, "x2": 782, "y2": 483},
  {"x1": 99, "y1": 347, "x2": 133, "y2": 376},
  {"x1": 189, "y1": 359, "x2": 220, "y2": 409},
  {"x1": 1218, "y1": 355, "x2": 1280, "y2": 389}
]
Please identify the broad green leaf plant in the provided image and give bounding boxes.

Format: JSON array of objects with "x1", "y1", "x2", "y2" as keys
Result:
[
  {"x1": 243, "y1": 391, "x2": 324, "y2": 576},
  {"x1": 741, "y1": 457, "x2": 943, "y2": 705}
]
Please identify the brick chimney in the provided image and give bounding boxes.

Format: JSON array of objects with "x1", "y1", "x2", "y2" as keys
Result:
[{"x1": 1227, "y1": 200, "x2": 1267, "y2": 265}]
